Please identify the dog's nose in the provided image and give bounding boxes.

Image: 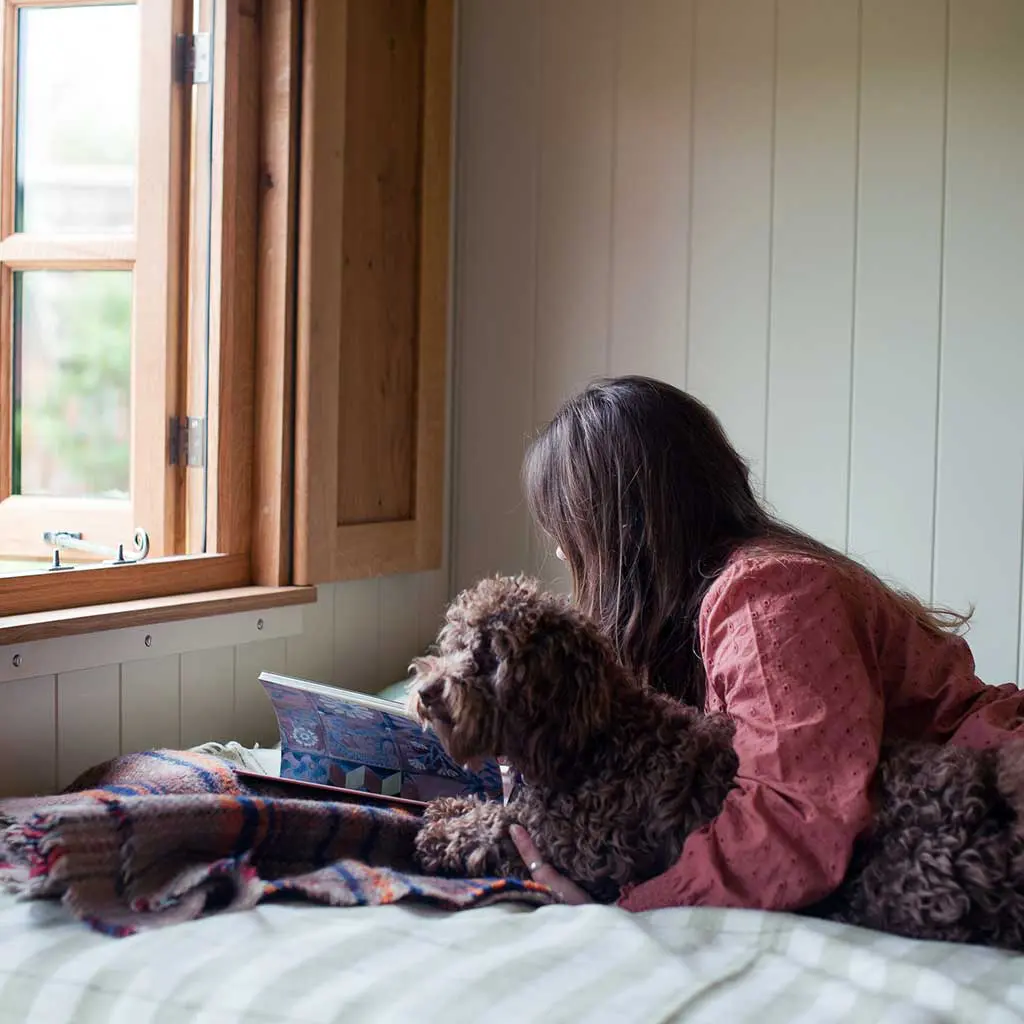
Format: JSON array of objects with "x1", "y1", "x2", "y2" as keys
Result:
[{"x1": 418, "y1": 678, "x2": 445, "y2": 708}]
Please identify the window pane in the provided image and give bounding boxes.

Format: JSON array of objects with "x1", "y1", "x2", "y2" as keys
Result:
[
  {"x1": 16, "y1": 4, "x2": 138, "y2": 235},
  {"x1": 13, "y1": 270, "x2": 132, "y2": 499}
]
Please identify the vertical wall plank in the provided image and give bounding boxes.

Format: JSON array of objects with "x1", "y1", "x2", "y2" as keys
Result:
[
  {"x1": 0, "y1": 676, "x2": 56, "y2": 797},
  {"x1": 934, "y1": 0, "x2": 1024, "y2": 682},
  {"x1": 530, "y1": 0, "x2": 617, "y2": 588},
  {"x1": 609, "y1": 0, "x2": 693, "y2": 384},
  {"x1": 687, "y1": 0, "x2": 776, "y2": 479},
  {"x1": 286, "y1": 583, "x2": 336, "y2": 683},
  {"x1": 452, "y1": 0, "x2": 542, "y2": 589},
  {"x1": 417, "y1": 568, "x2": 449, "y2": 653},
  {"x1": 57, "y1": 667, "x2": 118, "y2": 790},
  {"x1": 180, "y1": 646, "x2": 236, "y2": 748},
  {"x1": 333, "y1": 577, "x2": 381, "y2": 692},
  {"x1": 849, "y1": 0, "x2": 947, "y2": 595},
  {"x1": 445, "y1": 0, "x2": 1024, "y2": 684},
  {"x1": 234, "y1": 637, "x2": 287, "y2": 746},
  {"x1": 121, "y1": 655, "x2": 181, "y2": 753},
  {"x1": 765, "y1": 0, "x2": 859, "y2": 549},
  {"x1": 532, "y1": 0, "x2": 617, "y2": 425},
  {"x1": 378, "y1": 574, "x2": 423, "y2": 685}
]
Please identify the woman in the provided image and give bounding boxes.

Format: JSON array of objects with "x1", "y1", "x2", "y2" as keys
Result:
[{"x1": 508, "y1": 375, "x2": 1024, "y2": 911}]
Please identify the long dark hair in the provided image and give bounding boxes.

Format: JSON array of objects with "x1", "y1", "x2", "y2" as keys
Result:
[{"x1": 523, "y1": 375, "x2": 969, "y2": 707}]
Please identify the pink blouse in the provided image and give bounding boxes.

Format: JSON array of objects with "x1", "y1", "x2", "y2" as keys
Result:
[{"x1": 617, "y1": 549, "x2": 1024, "y2": 914}]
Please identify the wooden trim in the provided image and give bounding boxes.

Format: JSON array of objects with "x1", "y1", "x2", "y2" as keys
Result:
[
  {"x1": 204, "y1": 0, "x2": 259, "y2": 562},
  {"x1": 0, "y1": 583, "x2": 314, "y2": 645},
  {"x1": 0, "y1": 5, "x2": 16, "y2": 504},
  {"x1": 293, "y1": 0, "x2": 346, "y2": 585},
  {"x1": 0, "y1": 494, "x2": 134, "y2": 560},
  {"x1": 252, "y1": 0, "x2": 299, "y2": 587},
  {"x1": 0, "y1": 1, "x2": 16, "y2": 242},
  {"x1": 132, "y1": 0, "x2": 191, "y2": 558},
  {"x1": 183, "y1": 0, "x2": 215, "y2": 553},
  {"x1": 0, "y1": 235, "x2": 135, "y2": 268},
  {"x1": 293, "y1": 0, "x2": 453, "y2": 585},
  {"x1": 0, "y1": 551, "x2": 250, "y2": 616},
  {"x1": 0, "y1": 266, "x2": 9, "y2": 504},
  {"x1": 413, "y1": 0, "x2": 454, "y2": 572},
  {"x1": 325, "y1": 520, "x2": 419, "y2": 580}
]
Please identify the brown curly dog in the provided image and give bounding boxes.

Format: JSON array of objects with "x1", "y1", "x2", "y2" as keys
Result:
[{"x1": 408, "y1": 575, "x2": 1024, "y2": 949}]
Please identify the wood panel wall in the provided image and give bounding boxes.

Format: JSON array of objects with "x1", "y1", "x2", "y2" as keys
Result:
[
  {"x1": 3, "y1": 0, "x2": 1023, "y2": 799},
  {"x1": 0, "y1": 572, "x2": 447, "y2": 797},
  {"x1": 452, "y1": 0, "x2": 1024, "y2": 686}
]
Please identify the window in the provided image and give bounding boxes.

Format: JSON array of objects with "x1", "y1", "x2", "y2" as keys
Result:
[
  {"x1": 0, "y1": 0, "x2": 264, "y2": 622},
  {"x1": 0, "y1": 0, "x2": 454, "y2": 634},
  {"x1": 0, "y1": 0, "x2": 178, "y2": 572}
]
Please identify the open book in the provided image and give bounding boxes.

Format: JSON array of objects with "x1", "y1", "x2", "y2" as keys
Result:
[{"x1": 258, "y1": 671, "x2": 504, "y2": 804}]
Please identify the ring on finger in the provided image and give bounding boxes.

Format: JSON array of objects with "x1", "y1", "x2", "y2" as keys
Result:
[{"x1": 529, "y1": 859, "x2": 545, "y2": 872}]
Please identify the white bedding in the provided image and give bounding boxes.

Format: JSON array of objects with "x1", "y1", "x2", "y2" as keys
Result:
[
  {"x1": 2, "y1": 892, "x2": 1023, "y2": 1023},
  {"x1": 4, "y1": 738, "x2": 1021, "y2": 1022}
]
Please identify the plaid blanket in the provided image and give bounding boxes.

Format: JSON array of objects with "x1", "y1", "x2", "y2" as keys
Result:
[{"x1": 0, "y1": 749, "x2": 554, "y2": 937}]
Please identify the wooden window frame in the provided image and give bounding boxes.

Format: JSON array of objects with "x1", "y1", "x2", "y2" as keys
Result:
[
  {"x1": 0, "y1": 0, "x2": 186, "y2": 562},
  {"x1": 0, "y1": 0, "x2": 456, "y2": 633},
  {"x1": 0, "y1": 0, "x2": 305, "y2": 624}
]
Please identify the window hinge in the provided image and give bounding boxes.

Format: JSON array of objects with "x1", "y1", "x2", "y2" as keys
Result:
[
  {"x1": 169, "y1": 416, "x2": 207, "y2": 468},
  {"x1": 174, "y1": 32, "x2": 211, "y2": 85}
]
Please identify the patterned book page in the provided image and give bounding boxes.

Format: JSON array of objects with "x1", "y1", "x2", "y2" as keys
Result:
[{"x1": 260, "y1": 672, "x2": 503, "y2": 801}]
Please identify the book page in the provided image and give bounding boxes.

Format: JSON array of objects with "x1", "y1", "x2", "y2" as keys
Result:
[
  {"x1": 259, "y1": 671, "x2": 414, "y2": 718},
  {"x1": 259, "y1": 670, "x2": 503, "y2": 802}
]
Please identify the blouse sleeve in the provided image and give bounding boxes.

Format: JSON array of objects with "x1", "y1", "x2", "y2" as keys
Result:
[{"x1": 617, "y1": 555, "x2": 885, "y2": 913}]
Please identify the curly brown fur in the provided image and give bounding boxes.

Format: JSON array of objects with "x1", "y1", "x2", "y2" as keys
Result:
[
  {"x1": 409, "y1": 576, "x2": 739, "y2": 903},
  {"x1": 410, "y1": 575, "x2": 1024, "y2": 950},
  {"x1": 813, "y1": 742, "x2": 1024, "y2": 948}
]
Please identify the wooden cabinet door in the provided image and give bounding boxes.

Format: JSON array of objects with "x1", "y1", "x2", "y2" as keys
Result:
[{"x1": 293, "y1": 0, "x2": 453, "y2": 584}]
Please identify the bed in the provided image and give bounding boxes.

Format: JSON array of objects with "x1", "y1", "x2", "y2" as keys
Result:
[
  {"x1": 3, "y1": 739, "x2": 1024, "y2": 1023},
  {"x1": 3, "y1": 889, "x2": 1024, "y2": 1022}
]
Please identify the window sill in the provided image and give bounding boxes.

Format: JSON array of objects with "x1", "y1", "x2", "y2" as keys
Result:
[{"x1": 0, "y1": 585, "x2": 316, "y2": 646}]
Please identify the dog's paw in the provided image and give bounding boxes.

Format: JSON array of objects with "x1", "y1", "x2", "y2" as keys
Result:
[
  {"x1": 414, "y1": 815, "x2": 495, "y2": 877},
  {"x1": 415, "y1": 798, "x2": 519, "y2": 878},
  {"x1": 421, "y1": 795, "x2": 482, "y2": 825}
]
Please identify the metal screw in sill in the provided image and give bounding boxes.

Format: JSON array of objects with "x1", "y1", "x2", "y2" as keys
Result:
[
  {"x1": 257, "y1": 618, "x2": 265, "y2": 631},
  {"x1": 47, "y1": 548, "x2": 75, "y2": 572},
  {"x1": 12, "y1": 654, "x2": 22, "y2": 668},
  {"x1": 144, "y1": 635, "x2": 153, "y2": 648}
]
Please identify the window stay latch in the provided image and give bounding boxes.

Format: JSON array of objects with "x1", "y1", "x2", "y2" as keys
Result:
[{"x1": 41, "y1": 528, "x2": 151, "y2": 571}]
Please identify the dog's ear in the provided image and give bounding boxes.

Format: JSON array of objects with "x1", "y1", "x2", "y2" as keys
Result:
[
  {"x1": 497, "y1": 614, "x2": 618, "y2": 791},
  {"x1": 407, "y1": 654, "x2": 435, "y2": 680},
  {"x1": 405, "y1": 655, "x2": 438, "y2": 720}
]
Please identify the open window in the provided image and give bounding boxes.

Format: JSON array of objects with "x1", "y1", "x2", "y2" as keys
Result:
[
  {"x1": 0, "y1": 0, "x2": 187, "y2": 569},
  {"x1": 0, "y1": 0, "x2": 454, "y2": 637},
  {"x1": 0, "y1": 0, "x2": 265, "y2": 624}
]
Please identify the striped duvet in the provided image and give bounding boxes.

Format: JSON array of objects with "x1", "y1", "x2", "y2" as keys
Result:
[{"x1": 3, "y1": 892, "x2": 1023, "y2": 1023}]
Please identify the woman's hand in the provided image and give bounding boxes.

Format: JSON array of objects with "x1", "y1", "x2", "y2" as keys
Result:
[{"x1": 509, "y1": 824, "x2": 593, "y2": 905}]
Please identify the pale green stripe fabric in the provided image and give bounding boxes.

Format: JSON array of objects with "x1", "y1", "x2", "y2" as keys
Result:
[{"x1": 2, "y1": 894, "x2": 1024, "y2": 1023}]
